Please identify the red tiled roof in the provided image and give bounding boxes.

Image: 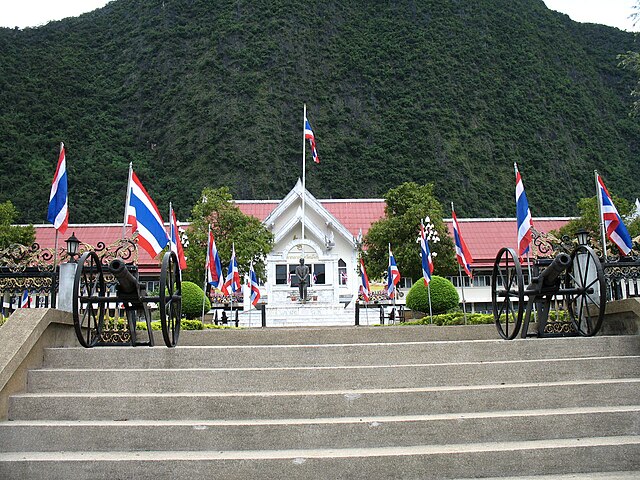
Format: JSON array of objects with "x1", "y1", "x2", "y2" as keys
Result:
[
  {"x1": 236, "y1": 199, "x2": 386, "y2": 238},
  {"x1": 322, "y1": 200, "x2": 386, "y2": 238},
  {"x1": 444, "y1": 218, "x2": 570, "y2": 267},
  {"x1": 32, "y1": 198, "x2": 571, "y2": 274},
  {"x1": 235, "y1": 201, "x2": 279, "y2": 222},
  {"x1": 236, "y1": 199, "x2": 570, "y2": 268}
]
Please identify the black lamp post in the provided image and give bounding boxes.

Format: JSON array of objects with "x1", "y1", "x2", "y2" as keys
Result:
[
  {"x1": 576, "y1": 228, "x2": 589, "y2": 246},
  {"x1": 65, "y1": 232, "x2": 80, "y2": 262}
]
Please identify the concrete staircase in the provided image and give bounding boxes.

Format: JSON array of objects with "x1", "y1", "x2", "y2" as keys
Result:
[{"x1": 0, "y1": 327, "x2": 639, "y2": 479}]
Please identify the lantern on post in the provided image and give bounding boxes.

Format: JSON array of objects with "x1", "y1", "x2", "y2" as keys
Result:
[{"x1": 65, "y1": 232, "x2": 80, "y2": 262}]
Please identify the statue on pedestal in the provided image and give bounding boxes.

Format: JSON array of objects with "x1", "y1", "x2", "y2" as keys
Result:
[{"x1": 295, "y1": 258, "x2": 310, "y2": 303}]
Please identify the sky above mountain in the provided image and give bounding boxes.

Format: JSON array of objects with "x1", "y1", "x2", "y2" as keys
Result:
[{"x1": 0, "y1": 0, "x2": 638, "y2": 31}]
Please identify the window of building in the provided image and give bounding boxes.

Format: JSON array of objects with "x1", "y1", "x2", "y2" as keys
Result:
[
  {"x1": 143, "y1": 280, "x2": 160, "y2": 293},
  {"x1": 472, "y1": 275, "x2": 491, "y2": 288},
  {"x1": 400, "y1": 277, "x2": 413, "y2": 289},
  {"x1": 313, "y1": 264, "x2": 325, "y2": 284},
  {"x1": 276, "y1": 263, "x2": 325, "y2": 286},
  {"x1": 448, "y1": 276, "x2": 472, "y2": 288},
  {"x1": 276, "y1": 265, "x2": 288, "y2": 285},
  {"x1": 289, "y1": 264, "x2": 300, "y2": 287},
  {"x1": 338, "y1": 259, "x2": 347, "y2": 285}
]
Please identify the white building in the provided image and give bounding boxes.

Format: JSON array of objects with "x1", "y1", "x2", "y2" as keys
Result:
[{"x1": 260, "y1": 179, "x2": 359, "y2": 307}]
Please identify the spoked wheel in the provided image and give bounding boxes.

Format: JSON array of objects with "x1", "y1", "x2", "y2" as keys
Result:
[
  {"x1": 72, "y1": 251, "x2": 106, "y2": 348},
  {"x1": 565, "y1": 245, "x2": 606, "y2": 336},
  {"x1": 160, "y1": 251, "x2": 182, "y2": 347},
  {"x1": 492, "y1": 247, "x2": 525, "y2": 340}
]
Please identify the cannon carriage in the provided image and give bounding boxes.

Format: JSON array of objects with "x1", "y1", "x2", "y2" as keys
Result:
[
  {"x1": 491, "y1": 244, "x2": 606, "y2": 339},
  {"x1": 72, "y1": 250, "x2": 182, "y2": 348}
]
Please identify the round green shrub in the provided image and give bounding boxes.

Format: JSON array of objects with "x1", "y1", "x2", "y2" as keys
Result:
[
  {"x1": 181, "y1": 281, "x2": 211, "y2": 319},
  {"x1": 406, "y1": 275, "x2": 459, "y2": 314}
]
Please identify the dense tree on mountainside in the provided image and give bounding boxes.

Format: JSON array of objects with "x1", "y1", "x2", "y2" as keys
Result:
[
  {"x1": 183, "y1": 187, "x2": 273, "y2": 286},
  {"x1": 0, "y1": 201, "x2": 35, "y2": 248},
  {"x1": 618, "y1": 1, "x2": 640, "y2": 115},
  {"x1": 364, "y1": 182, "x2": 456, "y2": 281},
  {"x1": 0, "y1": 0, "x2": 639, "y2": 224}
]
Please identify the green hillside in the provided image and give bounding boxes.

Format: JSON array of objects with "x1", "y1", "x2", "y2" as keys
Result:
[{"x1": 0, "y1": 0, "x2": 638, "y2": 223}]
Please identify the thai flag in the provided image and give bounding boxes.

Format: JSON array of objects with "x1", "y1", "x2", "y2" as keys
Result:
[
  {"x1": 169, "y1": 203, "x2": 187, "y2": 270},
  {"x1": 222, "y1": 244, "x2": 241, "y2": 295},
  {"x1": 47, "y1": 142, "x2": 69, "y2": 234},
  {"x1": 515, "y1": 163, "x2": 534, "y2": 257},
  {"x1": 19, "y1": 290, "x2": 30, "y2": 308},
  {"x1": 304, "y1": 115, "x2": 320, "y2": 164},
  {"x1": 452, "y1": 206, "x2": 473, "y2": 278},
  {"x1": 420, "y1": 223, "x2": 434, "y2": 287},
  {"x1": 205, "y1": 229, "x2": 224, "y2": 291},
  {"x1": 386, "y1": 245, "x2": 401, "y2": 299},
  {"x1": 597, "y1": 174, "x2": 633, "y2": 256},
  {"x1": 359, "y1": 258, "x2": 371, "y2": 302},
  {"x1": 249, "y1": 263, "x2": 261, "y2": 306},
  {"x1": 126, "y1": 169, "x2": 169, "y2": 258}
]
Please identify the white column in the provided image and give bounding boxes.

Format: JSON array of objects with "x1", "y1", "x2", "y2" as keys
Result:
[{"x1": 57, "y1": 262, "x2": 77, "y2": 312}]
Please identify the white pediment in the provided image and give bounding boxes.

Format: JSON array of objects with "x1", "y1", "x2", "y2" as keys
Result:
[{"x1": 263, "y1": 179, "x2": 356, "y2": 248}]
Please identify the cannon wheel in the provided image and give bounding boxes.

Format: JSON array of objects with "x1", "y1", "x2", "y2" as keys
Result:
[
  {"x1": 492, "y1": 247, "x2": 525, "y2": 340},
  {"x1": 564, "y1": 245, "x2": 606, "y2": 336},
  {"x1": 160, "y1": 251, "x2": 182, "y2": 347},
  {"x1": 72, "y1": 251, "x2": 106, "y2": 348}
]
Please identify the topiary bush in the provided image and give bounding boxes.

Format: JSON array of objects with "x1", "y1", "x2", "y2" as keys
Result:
[
  {"x1": 181, "y1": 281, "x2": 211, "y2": 319},
  {"x1": 406, "y1": 275, "x2": 459, "y2": 314}
]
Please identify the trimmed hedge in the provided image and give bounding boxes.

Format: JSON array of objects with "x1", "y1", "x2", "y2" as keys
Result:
[
  {"x1": 400, "y1": 310, "x2": 570, "y2": 326},
  {"x1": 182, "y1": 281, "x2": 211, "y2": 319},
  {"x1": 406, "y1": 276, "x2": 459, "y2": 314},
  {"x1": 136, "y1": 319, "x2": 239, "y2": 330}
]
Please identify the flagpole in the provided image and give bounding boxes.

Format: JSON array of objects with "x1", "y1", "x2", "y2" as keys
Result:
[
  {"x1": 229, "y1": 242, "x2": 235, "y2": 326},
  {"x1": 451, "y1": 202, "x2": 468, "y2": 325},
  {"x1": 248, "y1": 263, "x2": 253, "y2": 328},
  {"x1": 168, "y1": 202, "x2": 173, "y2": 252},
  {"x1": 122, "y1": 162, "x2": 133, "y2": 240},
  {"x1": 53, "y1": 231, "x2": 59, "y2": 270},
  {"x1": 427, "y1": 283, "x2": 433, "y2": 324},
  {"x1": 52, "y1": 141, "x2": 64, "y2": 273},
  {"x1": 201, "y1": 224, "x2": 211, "y2": 323},
  {"x1": 457, "y1": 265, "x2": 467, "y2": 324},
  {"x1": 514, "y1": 162, "x2": 519, "y2": 253},
  {"x1": 595, "y1": 170, "x2": 608, "y2": 261},
  {"x1": 302, "y1": 104, "x2": 307, "y2": 243}
]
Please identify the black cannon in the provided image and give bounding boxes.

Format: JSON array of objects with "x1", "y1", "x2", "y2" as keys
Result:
[
  {"x1": 491, "y1": 245, "x2": 606, "y2": 339},
  {"x1": 72, "y1": 251, "x2": 181, "y2": 348}
]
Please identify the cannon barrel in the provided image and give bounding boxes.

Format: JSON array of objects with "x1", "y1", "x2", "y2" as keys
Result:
[
  {"x1": 109, "y1": 258, "x2": 139, "y2": 295},
  {"x1": 531, "y1": 252, "x2": 571, "y2": 290}
]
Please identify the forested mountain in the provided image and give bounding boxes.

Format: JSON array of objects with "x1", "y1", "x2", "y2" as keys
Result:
[{"x1": 0, "y1": 0, "x2": 638, "y2": 223}]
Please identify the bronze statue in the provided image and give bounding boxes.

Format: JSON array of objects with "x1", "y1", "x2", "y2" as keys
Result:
[{"x1": 295, "y1": 258, "x2": 310, "y2": 302}]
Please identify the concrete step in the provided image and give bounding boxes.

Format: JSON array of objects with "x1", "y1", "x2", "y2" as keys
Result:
[
  {"x1": 461, "y1": 473, "x2": 640, "y2": 480},
  {"x1": 42, "y1": 335, "x2": 640, "y2": 369},
  {"x1": 9, "y1": 379, "x2": 639, "y2": 421},
  {"x1": 0, "y1": 436, "x2": 638, "y2": 480},
  {"x1": 171, "y1": 324, "x2": 500, "y2": 345},
  {"x1": 26, "y1": 356, "x2": 640, "y2": 393},
  {"x1": 1, "y1": 407, "x2": 637, "y2": 453}
]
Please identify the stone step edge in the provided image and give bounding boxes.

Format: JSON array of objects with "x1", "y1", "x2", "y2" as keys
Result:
[
  {"x1": 32, "y1": 355, "x2": 640, "y2": 374},
  {"x1": 2, "y1": 405, "x2": 639, "y2": 427},
  {"x1": 43, "y1": 335, "x2": 639, "y2": 350},
  {"x1": 1, "y1": 435, "x2": 638, "y2": 462},
  {"x1": 456, "y1": 472, "x2": 640, "y2": 480},
  {"x1": 12, "y1": 377, "x2": 640, "y2": 399}
]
